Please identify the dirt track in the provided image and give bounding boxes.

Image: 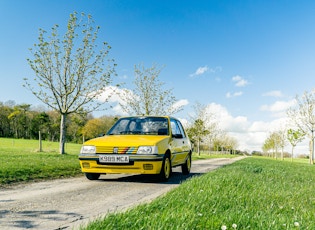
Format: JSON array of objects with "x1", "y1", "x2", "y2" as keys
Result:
[{"x1": 0, "y1": 157, "x2": 245, "y2": 230}]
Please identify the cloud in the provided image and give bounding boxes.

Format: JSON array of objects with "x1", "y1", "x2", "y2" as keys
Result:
[
  {"x1": 95, "y1": 86, "x2": 189, "y2": 116},
  {"x1": 198, "y1": 102, "x2": 307, "y2": 154},
  {"x1": 262, "y1": 90, "x2": 284, "y2": 98},
  {"x1": 226, "y1": 91, "x2": 243, "y2": 98},
  {"x1": 260, "y1": 99, "x2": 296, "y2": 117},
  {"x1": 94, "y1": 86, "x2": 130, "y2": 115},
  {"x1": 205, "y1": 103, "x2": 250, "y2": 132},
  {"x1": 189, "y1": 66, "x2": 222, "y2": 78},
  {"x1": 172, "y1": 99, "x2": 189, "y2": 108},
  {"x1": 232, "y1": 75, "x2": 249, "y2": 87},
  {"x1": 190, "y1": 66, "x2": 208, "y2": 77}
]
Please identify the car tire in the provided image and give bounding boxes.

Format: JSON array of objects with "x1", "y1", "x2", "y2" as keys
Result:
[
  {"x1": 158, "y1": 155, "x2": 171, "y2": 182},
  {"x1": 181, "y1": 153, "x2": 191, "y2": 175},
  {"x1": 85, "y1": 173, "x2": 101, "y2": 180}
]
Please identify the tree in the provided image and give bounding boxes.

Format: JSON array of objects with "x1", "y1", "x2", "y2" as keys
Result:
[
  {"x1": 119, "y1": 63, "x2": 183, "y2": 116},
  {"x1": 212, "y1": 132, "x2": 238, "y2": 154},
  {"x1": 24, "y1": 12, "x2": 116, "y2": 154},
  {"x1": 262, "y1": 130, "x2": 287, "y2": 159},
  {"x1": 81, "y1": 116, "x2": 116, "y2": 140},
  {"x1": 187, "y1": 102, "x2": 219, "y2": 155},
  {"x1": 8, "y1": 104, "x2": 31, "y2": 138},
  {"x1": 186, "y1": 119, "x2": 209, "y2": 155},
  {"x1": 262, "y1": 137, "x2": 273, "y2": 157},
  {"x1": 287, "y1": 89, "x2": 315, "y2": 164},
  {"x1": 287, "y1": 128, "x2": 306, "y2": 162}
]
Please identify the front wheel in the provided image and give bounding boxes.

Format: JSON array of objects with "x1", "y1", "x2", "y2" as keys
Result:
[
  {"x1": 158, "y1": 156, "x2": 171, "y2": 182},
  {"x1": 181, "y1": 153, "x2": 191, "y2": 175},
  {"x1": 85, "y1": 173, "x2": 100, "y2": 180}
]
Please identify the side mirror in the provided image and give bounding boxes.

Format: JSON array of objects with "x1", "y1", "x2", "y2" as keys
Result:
[{"x1": 172, "y1": 134, "x2": 183, "y2": 139}]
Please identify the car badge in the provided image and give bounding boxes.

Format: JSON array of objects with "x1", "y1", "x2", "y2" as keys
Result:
[{"x1": 113, "y1": 147, "x2": 119, "y2": 154}]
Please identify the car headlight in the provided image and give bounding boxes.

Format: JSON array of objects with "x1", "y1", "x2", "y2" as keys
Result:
[
  {"x1": 80, "y1": 145, "x2": 96, "y2": 154},
  {"x1": 137, "y1": 146, "x2": 158, "y2": 154}
]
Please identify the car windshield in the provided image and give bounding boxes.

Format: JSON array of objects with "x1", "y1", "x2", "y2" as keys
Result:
[{"x1": 107, "y1": 117, "x2": 169, "y2": 135}]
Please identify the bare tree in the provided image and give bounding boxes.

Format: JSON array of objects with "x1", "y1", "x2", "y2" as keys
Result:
[
  {"x1": 287, "y1": 89, "x2": 315, "y2": 164},
  {"x1": 119, "y1": 63, "x2": 183, "y2": 116},
  {"x1": 24, "y1": 12, "x2": 116, "y2": 154}
]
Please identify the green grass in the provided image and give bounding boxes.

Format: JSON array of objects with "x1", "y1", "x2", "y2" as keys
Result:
[
  {"x1": 0, "y1": 138, "x2": 82, "y2": 185},
  {"x1": 81, "y1": 157, "x2": 315, "y2": 230},
  {"x1": 192, "y1": 151, "x2": 239, "y2": 160}
]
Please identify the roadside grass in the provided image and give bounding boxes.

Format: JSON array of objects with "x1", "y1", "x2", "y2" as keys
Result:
[
  {"x1": 192, "y1": 151, "x2": 239, "y2": 160},
  {"x1": 82, "y1": 157, "x2": 315, "y2": 230},
  {"x1": 0, "y1": 138, "x2": 81, "y2": 185}
]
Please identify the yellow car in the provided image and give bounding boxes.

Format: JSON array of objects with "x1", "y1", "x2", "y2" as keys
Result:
[{"x1": 79, "y1": 116, "x2": 192, "y2": 181}]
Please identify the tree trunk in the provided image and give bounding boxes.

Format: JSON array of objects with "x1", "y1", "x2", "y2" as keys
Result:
[
  {"x1": 39, "y1": 131, "x2": 43, "y2": 152},
  {"x1": 291, "y1": 146, "x2": 294, "y2": 162},
  {"x1": 59, "y1": 113, "x2": 67, "y2": 154},
  {"x1": 312, "y1": 131, "x2": 314, "y2": 164}
]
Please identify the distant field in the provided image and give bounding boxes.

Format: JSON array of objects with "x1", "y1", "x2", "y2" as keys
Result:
[
  {"x1": 0, "y1": 138, "x2": 82, "y2": 185},
  {"x1": 82, "y1": 157, "x2": 315, "y2": 230}
]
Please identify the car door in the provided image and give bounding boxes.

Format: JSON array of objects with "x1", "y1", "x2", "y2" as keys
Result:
[{"x1": 170, "y1": 118, "x2": 190, "y2": 166}]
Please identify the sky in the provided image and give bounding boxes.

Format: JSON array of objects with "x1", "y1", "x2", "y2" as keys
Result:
[{"x1": 1, "y1": 0, "x2": 315, "y2": 153}]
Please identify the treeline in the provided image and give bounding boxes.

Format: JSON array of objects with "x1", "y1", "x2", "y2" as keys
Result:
[{"x1": 0, "y1": 101, "x2": 117, "y2": 143}]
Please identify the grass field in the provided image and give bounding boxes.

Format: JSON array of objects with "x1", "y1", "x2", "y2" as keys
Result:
[
  {"x1": 81, "y1": 157, "x2": 315, "y2": 230},
  {"x1": 0, "y1": 138, "x2": 81, "y2": 185}
]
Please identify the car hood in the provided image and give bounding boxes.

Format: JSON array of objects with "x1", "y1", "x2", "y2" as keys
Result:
[{"x1": 84, "y1": 135, "x2": 170, "y2": 147}]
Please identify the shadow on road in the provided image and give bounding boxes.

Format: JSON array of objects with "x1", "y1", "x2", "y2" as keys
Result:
[{"x1": 97, "y1": 171, "x2": 203, "y2": 185}]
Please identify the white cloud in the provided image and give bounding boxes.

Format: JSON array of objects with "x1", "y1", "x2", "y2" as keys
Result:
[
  {"x1": 209, "y1": 66, "x2": 222, "y2": 73},
  {"x1": 189, "y1": 65, "x2": 222, "y2": 78},
  {"x1": 96, "y1": 86, "x2": 124, "y2": 104},
  {"x1": 205, "y1": 103, "x2": 250, "y2": 132},
  {"x1": 260, "y1": 99, "x2": 295, "y2": 115},
  {"x1": 197, "y1": 102, "x2": 307, "y2": 154},
  {"x1": 262, "y1": 90, "x2": 284, "y2": 98},
  {"x1": 172, "y1": 99, "x2": 189, "y2": 109},
  {"x1": 226, "y1": 91, "x2": 243, "y2": 98},
  {"x1": 94, "y1": 86, "x2": 130, "y2": 115},
  {"x1": 232, "y1": 75, "x2": 249, "y2": 87},
  {"x1": 95, "y1": 86, "x2": 189, "y2": 116},
  {"x1": 190, "y1": 66, "x2": 209, "y2": 77}
]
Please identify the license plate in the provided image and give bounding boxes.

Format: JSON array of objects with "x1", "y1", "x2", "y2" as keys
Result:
[{"x1": 99, "y1": 155, "x2": 129, "y2": 163}]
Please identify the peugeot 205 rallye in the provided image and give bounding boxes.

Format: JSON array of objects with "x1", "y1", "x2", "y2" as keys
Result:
[{"x1": 79, "y1": 116, "x2": 192, "y2": 181}]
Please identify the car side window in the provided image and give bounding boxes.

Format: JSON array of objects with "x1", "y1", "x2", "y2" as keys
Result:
[
  {"x1": 170, "y1": 119, "x2": 185, "y2": 138},
  {"x1": 176, "y1": 120, "x2": 186, "y2": 138}
]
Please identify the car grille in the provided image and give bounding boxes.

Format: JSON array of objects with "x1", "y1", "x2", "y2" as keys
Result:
[{"x1": 96, "y1": 146, "x2": 138, "y2": 154}]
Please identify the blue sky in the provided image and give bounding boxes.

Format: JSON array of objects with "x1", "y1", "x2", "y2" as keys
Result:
[{"x1": 1, "y1": 0, "x2": 315, "y2": 152}]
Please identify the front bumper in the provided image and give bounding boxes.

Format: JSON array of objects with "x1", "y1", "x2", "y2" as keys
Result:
[{"x1": 78, "y1": 153, "x2": 164, "y2": 175}]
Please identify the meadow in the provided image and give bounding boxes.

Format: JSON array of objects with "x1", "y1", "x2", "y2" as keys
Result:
[
  {"x1": 0, "y1": 138, "x2": 81, "y2": 185},
  {"x1": 81, "y1": 157, "x2": 315, "y2": 230}
]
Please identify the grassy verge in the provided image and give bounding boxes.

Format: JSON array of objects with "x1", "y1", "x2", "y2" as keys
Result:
[
  {"x1": 81, "y1": 157, "x2": 315, "y2": 230},
  {"x1": 192, "y1": 151, "x2": 240, "y2": 160},
  {"x1": 0, "y1": 138, "x2": 81, "y2": 185}
]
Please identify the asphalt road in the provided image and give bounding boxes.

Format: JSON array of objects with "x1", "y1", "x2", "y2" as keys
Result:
[{"x1": 0, "y1": 156, "x2": 245, "y2": 230}]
